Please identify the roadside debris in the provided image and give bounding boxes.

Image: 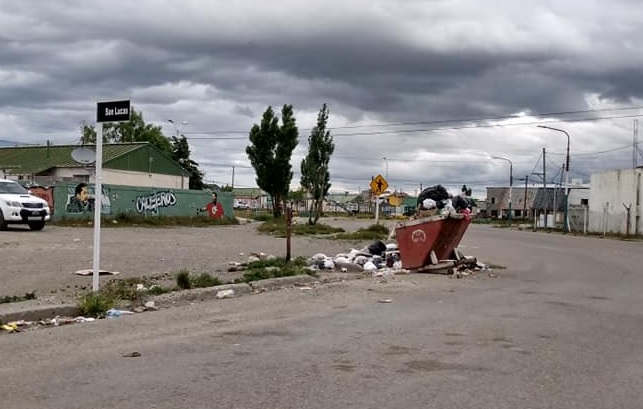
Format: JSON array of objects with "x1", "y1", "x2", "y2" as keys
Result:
[
  {"x1": 106, "y1": 309, "x2": 134, "y2": 318},
  {"x1": 215, "y1": 289, "x2": 235, "y2": 299},
  {"x1": 304, "y1": 240, "x2": 408, "y2": 278},
  {"x1": 450, "y1": 261, "x2": 496, "y2": 279},
  {"x1": 73, "y1": 269, "x2": 120, "y2": 276},
  {"x1": 122, "y1": 351, "x2": 141, "y2": 358}
]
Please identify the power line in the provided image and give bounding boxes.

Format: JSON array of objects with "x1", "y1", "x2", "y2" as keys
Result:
[
  {"x1": 183, "y1": 105, "x2": 643, "y2": 135},
  {"x1": 183, "y1": 113, "x2": 643, "y2": 140}
]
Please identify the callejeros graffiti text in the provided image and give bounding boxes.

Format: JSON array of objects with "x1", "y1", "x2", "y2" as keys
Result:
[{"x1": 135, "y1": 191, "x2": 177, "y2": 214}]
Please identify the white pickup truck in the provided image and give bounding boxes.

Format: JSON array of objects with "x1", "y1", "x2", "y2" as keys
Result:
[{"x1": 0, "y1": 179, "x2": 51, "y2": 231}]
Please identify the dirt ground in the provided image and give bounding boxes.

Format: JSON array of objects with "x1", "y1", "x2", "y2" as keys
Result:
[{"x1": 0, "y1": 217, "x2": 391, "y2": 304}]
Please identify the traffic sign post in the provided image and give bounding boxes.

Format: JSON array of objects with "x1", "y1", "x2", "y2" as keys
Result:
[
  {"x1": 370, "y1": 174, "x2": 388, "y2": 225},
  {"x1": 92, "y1": 100, "x2": 131, "y2": 291}
]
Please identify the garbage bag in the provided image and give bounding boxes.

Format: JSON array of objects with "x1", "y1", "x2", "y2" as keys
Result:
[
  {"x1": 452, "y1": 195, "x2": 472, "y2": 211},
  {"x1": 421, "y1": 198, "x2": 437, "y2": 210},
  {"x1": 417, "y1": 185, "x2": 450, "y2": 209},
  {"x1": 367, "y1": 240, "x2": 387, "y2": 256}
]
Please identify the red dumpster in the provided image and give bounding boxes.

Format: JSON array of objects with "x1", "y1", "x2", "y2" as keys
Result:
[
  {"x1": 432, "y1": 212, "x2": 473, "y2": 261},
  {"x1": 395, "y1": 212, "x2": 473, "y2": 271}
]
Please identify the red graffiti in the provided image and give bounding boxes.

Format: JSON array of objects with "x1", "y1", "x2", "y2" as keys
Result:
[{"x1": 28, "y1": 187, "x2": 54, "y2": 215}]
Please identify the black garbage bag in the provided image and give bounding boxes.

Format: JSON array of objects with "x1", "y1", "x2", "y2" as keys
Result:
[
  {"x1": 368, "y1": 240, "x2": 387, "y2": 256},
  {"x1": 417, "y1": 185, "x2": 450, "y2": 209},
  {"x1": 452, "y1": 195, "x2": 472, "y2": 211}
]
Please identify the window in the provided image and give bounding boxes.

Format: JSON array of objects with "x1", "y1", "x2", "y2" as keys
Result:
[
  {"x1": 581, "y1": 198, "x2": 588, "y2": 205},
  {"x1": 491, "y1": 210, "x2": 498, "y2": 217},
  {"x1": 514, "y1": 210, "x2": 522, "y2": 217},
  {"x1": 73, "y1": 175, "x2": 90, "y2": 182},
  {"x1": 491, "y1": 197, "x2": 496, "y2": 204}
]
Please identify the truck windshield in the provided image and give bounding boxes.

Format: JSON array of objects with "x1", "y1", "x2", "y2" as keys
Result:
[{"x1": 0, "y1": 181, "x2": 29, "y2": 194}]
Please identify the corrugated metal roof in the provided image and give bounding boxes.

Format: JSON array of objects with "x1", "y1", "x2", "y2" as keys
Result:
[{"x1": 0, "y1": 143, "x2": 147, "y2": 175}]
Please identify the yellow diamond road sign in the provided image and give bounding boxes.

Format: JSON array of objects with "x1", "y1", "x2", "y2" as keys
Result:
[{"x1": 370, "y1": 174, "x2": 388, "y2": 196}]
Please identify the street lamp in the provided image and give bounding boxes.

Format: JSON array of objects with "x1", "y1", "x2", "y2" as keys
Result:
[
  {"x1": 492, "y1": 156, "x2": 513, "y2": 222},
  {"x1": 168, "y1": 119, "x2": 188, "y2": 139},
  {"x1": 538, "y1": 125, "x2": 571, "y2": 232},
  {"x1": 382, "y1": 157, "x2": 389, "y2": 179}
]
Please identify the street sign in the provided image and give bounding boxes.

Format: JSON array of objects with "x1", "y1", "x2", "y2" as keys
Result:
[
  {"x1": 370, "y1": 174, "x2": 388, "y2": 196},
  {"x1": 96, "y1": 100, "x2": 131, "y2": 123}
]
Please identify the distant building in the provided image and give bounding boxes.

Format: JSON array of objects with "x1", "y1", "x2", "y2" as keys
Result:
[
  {"x1": 0, "y1": 142, "x2": 189, "y2": 189},
  {"x1": 589, "y1": 168, "x2": 642, "y2": 235}
]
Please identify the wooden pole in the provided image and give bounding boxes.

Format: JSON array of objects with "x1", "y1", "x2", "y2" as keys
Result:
[{"x1": 285, "y1": 202, "x2": 292, "y2": 262}]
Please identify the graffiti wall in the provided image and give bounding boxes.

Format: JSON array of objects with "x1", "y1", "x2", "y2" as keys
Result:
[
  {"x1": 52, "y1": 182, "x2": 233, "y2": 220},
  {"x1": 28, "y1": 186, "x2": 55, "y2": 215}
]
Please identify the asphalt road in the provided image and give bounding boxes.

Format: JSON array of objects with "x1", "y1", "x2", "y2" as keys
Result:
[{"x1": 1, "y1": 225, "x2": 642, "y2": 409}]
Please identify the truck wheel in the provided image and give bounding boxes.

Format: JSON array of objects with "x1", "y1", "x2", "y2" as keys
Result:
[
  {"x1": 28, "y1": 221, "x2": 45, "y2": 231},
  {"x1": 0, "y1": 210, "x2": 7, "y2": 230}
]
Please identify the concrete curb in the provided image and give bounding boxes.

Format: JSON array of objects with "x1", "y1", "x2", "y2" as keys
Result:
[
  {"x1": 151, "y1": 283, "x2": 252, "y2": 307},
  {"x1": 0, "y1": 274, "x2": 357, "y2": 323},
  {"x1": 0, "y1": 304, "x2": 79, "y2": 324},
  {"x1": 249, "y1": 275, "x2": 318, "y2": 291}
]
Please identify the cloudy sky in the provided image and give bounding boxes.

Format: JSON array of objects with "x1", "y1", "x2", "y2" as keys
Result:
[{"x1": 1, "y1": 0, "x2": 643, "y2": 197}]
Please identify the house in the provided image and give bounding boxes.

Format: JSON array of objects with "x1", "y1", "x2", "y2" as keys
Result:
[
  {"x1": 486, "y1": 182, "x2": 590, "y2": 228},
  {"x1": 232, "y1": 187, "x2": 269, "y2": 209},
  {"x1": 589, "y1": 168, "x2": 642, "y2": 235},
  {"x1": 486, "y1": 187, "x2": 540, "y2": 220},
  {"x1": 324, "y1": 192, "x2": 360, "y2": 214},
  {"x1": 0, "y1": 142, "x2": 189, "y2": 189}
]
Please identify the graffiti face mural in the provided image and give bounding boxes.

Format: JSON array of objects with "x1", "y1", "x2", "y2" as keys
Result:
[
  {"x1": 66, "y1": 183, "x2": 111, "y2": 214},
  {"x1": 135, "y1": 190, "x2": 177, "y2": 214},
  {"x1": 202, "y1": 192, "x2": 224, "y2": 219}
]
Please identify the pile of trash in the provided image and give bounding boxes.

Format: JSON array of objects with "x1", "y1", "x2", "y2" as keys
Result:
[
  {"x1": 415, "y1": 184, "x2": 475, "y2": 218},
  {"x1": 306, "y1": 239, "x2": 407, "y2": 276}
]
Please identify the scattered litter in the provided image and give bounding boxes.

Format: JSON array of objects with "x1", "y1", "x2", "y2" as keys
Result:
[
  {"x1": 106, "y1": 309, "x2": 134, "y2": 318},
  {"x1": 135, "y1": 283, "x2": 147, "y2": 291},
  {"x1": 73, "y1": 238, "x2": 81, "y2": 242},
  {"x1": 215, "y1": 289, "x2": 235, "y2": 299},
  {"x1": 122, "y1": 352, "x2": 141, "y2": 358},
  {"x1": 1, "y1": 323, "x2": 19, "y2": 333},
  {"x1": 73, "y1": 269, "x2": 120, "y2": 276},
  {"x1": 298, "y1": 286, "x2": 313, "y2": 291},
  {"x1": 378, "y1": 299, "x2": 393, "y2": 303},
  {"x1": 144, "y1": 301, "x2": 158, "y2": 310}
]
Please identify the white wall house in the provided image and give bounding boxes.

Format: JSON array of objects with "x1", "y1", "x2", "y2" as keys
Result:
[{"x1": 589, "y1": 168, "x2": 642, "y2": 235}]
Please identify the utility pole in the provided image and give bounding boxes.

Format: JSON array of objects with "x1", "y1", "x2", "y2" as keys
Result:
[
  {"x1": 543, "y1": 147, "x2": 547, "y2": 228},
  {"x1": 231, "y1": 166, "x2": 235, "y2": 189},
  {"x1": 523, "y1": 175, "x2": 528, "y2": 220},
  {"x1": 635, "y1": 119, "x2": 639, "y2": 169},
  {"x1": 559, "y1": 163, "x2": 565, "y2": 228}
]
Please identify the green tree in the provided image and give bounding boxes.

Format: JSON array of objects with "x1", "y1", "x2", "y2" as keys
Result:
[
  {"x1": 80, "y1": 109, "x2": 206, "y2": 190},
  {"x1": 171, "y1": 135, "x2": 205, "y2": 190},
  {"x1": 246, "y1": 105, "x2": 299, "y2": 218},
  {"x1": 300, "y1": 104, "x2": 335, "y2": 225},
  {"x1": 80, "y1": 109, "x2": 172, "y2": 154}
]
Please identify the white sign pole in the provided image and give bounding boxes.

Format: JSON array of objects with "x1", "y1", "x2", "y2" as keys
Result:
[
  {"x1": 92, "y1": 123, "x2": 104, "y2": 292},
  {"x1": 375, "y1": 195, "x2": 380, "y2": 225}
]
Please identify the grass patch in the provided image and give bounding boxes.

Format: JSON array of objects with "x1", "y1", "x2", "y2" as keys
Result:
[
  {"x1": 258, "y1": 217, "x2": 344, "y2": 237},
  {"x1": 76, "y1": 277, "x2": 172, "y2": 317},
  {"x1": 175, "y1": 270, "x2": 223, "y2": 289},
  {"x1": 235, "y1": 257, "x2": 312, "y2": 283},
  {"x1": 334, "y1": 224, "x2": 389, "y2": 241},
  {"x1": 52, "y1": 214, "x2": 240, "y2": 228},
  {"x1": 0, "y1": 292, "x2": 37, "y2": 305},
  {"x1": 77, "y1": 292, "x2": 114, "y2": 317}
]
